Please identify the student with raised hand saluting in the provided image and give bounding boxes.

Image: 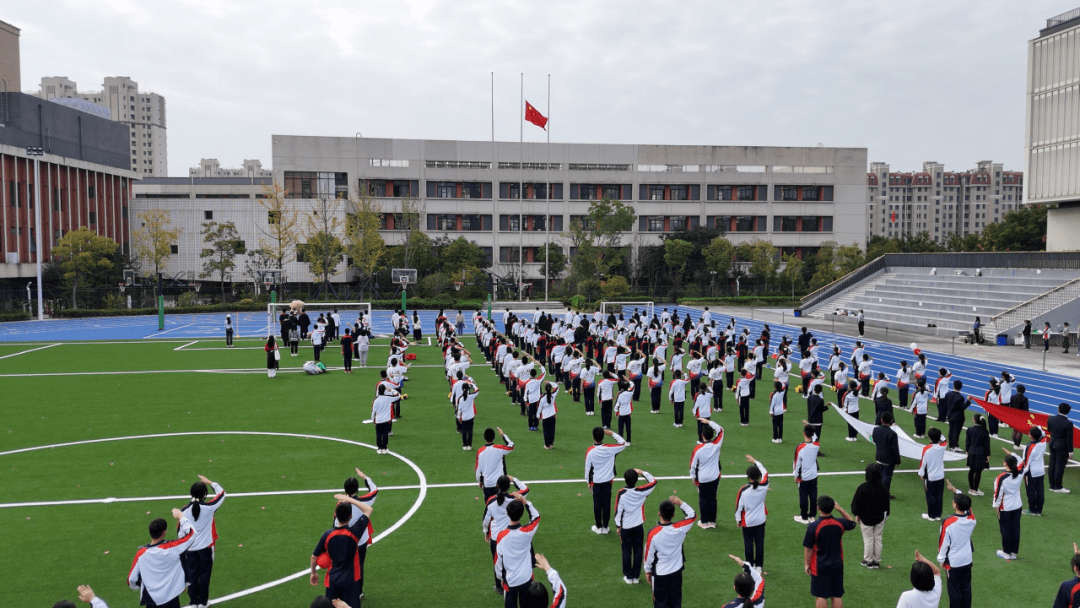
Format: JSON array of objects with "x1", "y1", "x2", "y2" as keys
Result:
[
  {"x1": 645, "y1": 496, "x2": 697, "y2": 608},
  {"x1": 524, "y1": 554, "x2": 567, "y2": 608},
  {"x1": 735, "y1": 455, "x2": 770, "y2": 569},
  {"x1": 482, "y1": 475, "x2": 529, "y2": 595},
  {"x1": 614, "y1": 468, "x2": 657, "y2": 585},
  {"x1": 585, "y1": 427, "x2": 628, "y2": 535},
  {"x1": 722, "y1": 554, "x2": 765, "y2": 608},
  {"x1": 179, "y1": 475, "x2": 226, "y2": 608}
]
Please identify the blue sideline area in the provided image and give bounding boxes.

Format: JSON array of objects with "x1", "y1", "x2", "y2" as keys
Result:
[
  {"x1": 671, "y1": 306, "x2": 1080, "y2": 427},
  {"x1": 0, "y1": 309, "x2": 472, "y2": 342}
]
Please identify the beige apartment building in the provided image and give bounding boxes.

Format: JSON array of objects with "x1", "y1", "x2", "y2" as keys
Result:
[
  {"x1": 34, "y1": 76, "x2": 167, "y2": 176},
  {"x1": 0, "y1": 19, "x2": 19, "y2": 94}
]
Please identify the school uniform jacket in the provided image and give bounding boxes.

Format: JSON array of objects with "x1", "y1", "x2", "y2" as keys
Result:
[
  {"x1": 370, "y1": 393, "x2": 396, "y2": 424},
  {"x1": 735, "y1": 461, "x2": 770, "y2": 527},
  {"x1": 457, "y1": 392, "x2": 479, "y2": 422},
  {"x1": 584, "y1": 433, "x2": 628, "y2": 485},
  {"x1": 918, "y1": 441, "x2": 947, "y2": 481},
  {"x1": 539, "y1": 388, "x2": 559, "y2": 419},
  {"x1": 614, "y1": 471, "x2": 657, "y2": 529},
  {"x1": 494, "y1": 502, "x2": 541, "y2": 588},
  {"x1": 689, "y1": 422, "x2": 724, "y2": 484},
  {"x1": 645, "y1": 502, "x2": 697, "y2": 576},
  {"x1": 614, "y1": 389, "x2": 634, "y2": 417},
  {"x1": 475, "y1": 433, "x2": 514, "y2": 488},
  {"x1": 793, "y1": 442, "x2": 820, "y2": 483},
  {"x1": 543, "y1": 568, "x2": 568, "y2": 608},
  {"x1": 127, "y1": 517, "x2": 196, "y2": 605},
  {"x1": 936, "y1": 503, "x2": 976, "y2": 569},
  {"x1": 721, "y1": 564, "x2": 765, "y2": 608},
  {"x1": 993, "y1": 469, "x2": 1027, "y2": 512},
  {"x1": 769, "y1": 391, "x2": 786, "y2": 416},
  {"x1": 313, "y1": 514, "x2": 370, "y2": 588},
  {"x1": 692, "y1": 391, "x2": 713, "y2": 418},
  {"x1": 338, "y1": 479, "x2": 378, "y2": 545},
  {"x1": 1018, "y1": 436, "x2": 1048, "y2": 478},
  {"x1": 1053, "y1": 576, "x2": 1080, "y2": 608},
  {"x1": 178, "y1": 482, "x2": 225, "y2": 551},
  {"x1": 482, "y1": 479, "x2": 529, "y2": 538}
]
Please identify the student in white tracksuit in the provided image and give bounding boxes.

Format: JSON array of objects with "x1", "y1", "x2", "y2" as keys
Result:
[
  {"x1": 614, "y1": 468, "x2": 657, "y2": 584},
  {"x1": 178, "y1": 475, "x2": 225, "y2": 608},
  {"x1": 483, "y1": 476, "x2": 528, "y2": 592},
  {"x1": 128, "y1": 512, "x2": 196, "y2": 607},
  {"x1": 690, "y1": 420, "x2": 724, "y2": 528},
  {"x1": 735, "y1": 456, "x2": 769, "y2": 568},
  {"x1": 645, "y1": 497, "x2": 696, "y2": 607},
  {"x1": 494, "y1": 497, "x2": 540, "y2": 603}
]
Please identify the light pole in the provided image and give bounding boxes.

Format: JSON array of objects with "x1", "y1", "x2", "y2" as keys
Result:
[{"x1": 26, "y1": 146, "x2": 44, "y2": 320}]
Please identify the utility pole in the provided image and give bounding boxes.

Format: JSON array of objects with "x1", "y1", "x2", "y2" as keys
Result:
[{"x1": 26, "y1": 147, "x2": 45, "y2": 320}]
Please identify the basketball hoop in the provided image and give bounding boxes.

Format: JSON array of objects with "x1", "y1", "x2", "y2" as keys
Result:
[
  {"x1": 118, "y1": 282, "x2": 125, "y2": 294},
  {"x1": 193, "y1": 283, "x2": 202, "y2": 293},
  {"x1": 453, "y1": 282, "x2": 464, "y2": 291}
]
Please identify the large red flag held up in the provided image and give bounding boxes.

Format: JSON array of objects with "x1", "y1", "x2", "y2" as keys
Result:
[
  {"x1": 525, "y1": 101, "x2": 547, "y2": 130},
  {"x1": 973, "y1": 397, "x2": 1080, "y2": 449}
]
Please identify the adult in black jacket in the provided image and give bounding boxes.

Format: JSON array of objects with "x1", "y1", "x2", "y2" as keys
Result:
[
  {"x1": 1009, "y1": 386, "x2": 1030, "y2": 448},
  {"x1": 964, "y1": 414, "x2": 991, "y2": 496},
  {"x1": 940, "y1": 380, "x2": 971, "y2": 451},
  {"x1": 797, "y1": 327, "x2": 813, "y2": 356},
  {"x1": 872, "y1": 413, "x2": 901, "y2": 496},
  {"x1": 1047, "y1": 403, "x2": 1074, "y2": 492},
  {"x1": 850, "y1": 463, "x2": 890, "y2": 568},
  {"x1": 805, "y1": 384, "x2": 827, "y2": 442},
  {"x1": 874, "y1": 389, "x2": 893, "y2": 426}
]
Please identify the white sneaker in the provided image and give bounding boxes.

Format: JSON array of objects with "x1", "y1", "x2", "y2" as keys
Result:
[
  {"x1": 625, "y1": 442, "x2": 631, "y2": 447},
  {"x1": 1060, "y1": 488, "x2": 1072, "y2": 494},
  {"x1": 591, "y1": 525, "x2": 602, "y2": 534},
  {"x1": 624, "y1": 576, "x2": 634, "y2": 585},
  {"x1": 632, "y1": 578, "x2": 640, "y2": 584},
  {"x1": 921, "y1": 513, "x2": 932, "y2": 521},
  {"x1": 463, "y1": 446, "x2": 469, "y2": 451},
  {"x1": 996, "y1": 550, "x2": 1014, "y2": 560},
  {"x1": 1009, "y1": 553, "x2": 1018, "y2": 560},
  {"x1": 600, "y1": 527, "x2": 610, "y2": 535},
  {"x1": 697, "y1": 521, "x2": 709, "y2": 529},
  {"x1": 794, "y1": 516, "x2": 809, "y2": 524}
]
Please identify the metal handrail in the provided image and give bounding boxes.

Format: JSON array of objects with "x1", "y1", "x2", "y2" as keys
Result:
[
  {"x1": 1048, "y1": 7, "x2": 1080, "y2": 27},
  {"x1": 990, "y1": 275, "x2": 1080, "y2": 328},
  {"x1": 799, "y1": 256, "x2": 887, "y2": 311}
]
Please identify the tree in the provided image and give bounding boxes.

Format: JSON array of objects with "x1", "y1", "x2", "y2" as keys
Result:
[
  {"x1": 132, "y1": 209, "x2": 181, "y2": 282},
  {"x1": 243, "y1": 247, "x2": 275, "y2": 291},
  {"x1": 566, "y1": 198, "x2": 635, "y2": 297},
  {"x1": 944, "y1": 232, "x2": 982, "y2": 252},
  {"x1": 50, "y1": 227, "x2": 120, "y2": 309},
  {"x1": 865, "y1": 235, "x2": 901, "y2": 260},
  {"x1": 199, "y1": 221, "x2": 245, "y2": 300},
  {"x1": 745, "y1": 239, "x2": 780, "y2": 290},
  {"x1": 600, "y1": 275, "x2": 631, "y2": 300},
  {"x1": 535, "y1": 242, "x2": 567, "y2": 294},
  {"x1": 663, "y1": 238, "x2": 695, "y2": 298},
  {"x1": 302, "y1": 197, "x2": 346, "y2": 295},
  {"x1": 836, "y1": 243, "x2": 865, "y2": 275},
  {"x1": 809, "y1": 241, "x2": 840, "y2": 288},
  {"x1": 258, "y1": 180, "x2": 300, "y2": 275},
  {"x1": 704, "y1": 237, "x2": 736, "y2": 279},
  {"x1": 345, "y1": 193, "x2": 386, "y2": 301},
  {"x1": 979, "y1": 204, "x2": 1048, "y2": 251},
  {"x1": 441, "y1": 237, "x2": 489, "y2": 275},
  {"x1": 778, "y1": 253, "x2": 804, "y2": 298}
]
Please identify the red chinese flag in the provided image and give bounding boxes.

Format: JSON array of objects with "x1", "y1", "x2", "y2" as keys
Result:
[
  {"x1": 525, "y1": 101, "x2": 547, "y2": 130},
  {"x1": 973, "y1": 397, "x2": 1080, "y2": 448},
  {"x1": 890, "y1": 212, "x2": 897, "y2": 223}
]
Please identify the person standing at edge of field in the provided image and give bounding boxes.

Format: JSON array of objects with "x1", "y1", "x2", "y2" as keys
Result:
[
  {"x1": 476, "y1": 427, "x2": 515, "y2": 500},
  {"x1": 1048, "y1": 403, "x2": 1074, "y2": 494},
  {"x1": 585, "y1": 427, "x2": 628, "y2": 535},
  {"x1": 355, "y1": 328, "x2": 370, "y2": 368},
  {"x1": 690, "y1": 419, "x2": 724, "y2": 530},
  {"x1": 224, "y1": 314, "x2": 234, "y2": 347},
  {"x1": 128, "y1": 511, "x2": 196, "y2": 608},
  {"x1": 370, "y1": 384, "x2": 397, "y2": 455},
  {"x1": 495, "y1": 495, "x2": 541, "y2": 608},
  {"x1": 1052, "y1": 543, "x2": 1080, "y2": 608},
  {"x1": 614, "y1": 468, "x2": 658, "y2": 585},
  {"x1": 333, "y1": 469, "x2": 378, "y2": 600},
  {"x1": 794, "y1": 425, "x2": 821, "y2": 525},
  {"x1": 937, "y1": 482, "x2": 976, "y2": 608},
  {"x1": 1022, "y1": 319, "x2": 1032, "y2": 349},
  {"x1": 941, "y1": 381, "x2": 971, "y2": 452},
  {"x1": 919, "y1": 428, "x2": 948, "y2": 522},
  {"x1": 264, "y1": 335, "x2": 279, "y2": 378},
  {"x1": 310, "y1": 495, "x2": 372, "y2": 608},
  {"x1": 850, "y1": 463, "x2": 890, "y2": 570},
  {"x1": 178, "y1": 475, "x2": 225, "y2": 608},
  {"x1": 310, "y1": 321, "x2": 325, "y2": 363},
  {"x1": 804, "y1": 383, "x2": 827, "y2": 444},
  {"x1": 340, "y1": 328, "x2": 354, "y2": 374},
  {"x1": 1044, "y1": 321, "x2": 1053, "y2": 351},
  {"x1": 857, "y1": 309, "x2": 865, "y2": 337},
  {"x1": 873, "y1": 413, "x2": 901, "y2": 498},
  {"x1": 735, "y1": 455, "x2": 770, "y2": 569},
  {"x1": 965, "y1": 414, "x2": 991, "y2": 496},
  {"x1": 803, "y1": 495, "x2": 857, "y2": 608},
  {"x1": 644, "y1": 496, "x2": 697, "y2": 608}
]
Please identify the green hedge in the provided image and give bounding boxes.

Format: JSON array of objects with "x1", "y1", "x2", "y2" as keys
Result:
[
  {"x1": 50, "y1": 299, "x2": 490, "y2": 319},
  {"x1": 0, "y1": 311, "x2": 31, "y2": 322}
]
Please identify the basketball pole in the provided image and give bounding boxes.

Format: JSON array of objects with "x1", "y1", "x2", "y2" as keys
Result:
[{"x1": 401, "y1": 281, "x2": 407, "y2": 315}]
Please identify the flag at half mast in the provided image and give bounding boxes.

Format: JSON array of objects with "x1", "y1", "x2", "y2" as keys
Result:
[{"x1": 525, "y1": 101, "x2": 548, "y2": 130}]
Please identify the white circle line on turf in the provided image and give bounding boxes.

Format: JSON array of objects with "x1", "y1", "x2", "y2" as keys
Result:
[{"x1": 0, "y1": 431, "x2": 428, "y2": 606}]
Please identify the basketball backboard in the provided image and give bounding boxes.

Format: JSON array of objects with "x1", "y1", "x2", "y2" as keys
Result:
[{"x1": 391, "y1": 268, "x2": 417, "y2": 284}]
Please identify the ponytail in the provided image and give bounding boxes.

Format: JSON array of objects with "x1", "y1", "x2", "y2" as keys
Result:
[
  {"x1": 747, "y1": 465, "x2": 762, "y2": 489},
  {"x1": 495, "y1": 475, "x2": 511, "y2": 506},
  {"x1": 190, "y1": 497, "x2": 201, "y2": 521},
  {"x1": 189, "y1": 481, "x2": 208, "y2": 521},
  {"x1": 1004, "y1": 455, "x2": 1020, "y2": 479}
]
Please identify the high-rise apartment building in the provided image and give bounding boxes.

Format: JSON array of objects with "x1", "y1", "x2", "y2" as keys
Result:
[
  {"x1": 0, "y1": 19, "x2": 19, "y2": 94},
  {"x1": 865, "y1": 160, "x2": 1023, "y2": 245},
  {"x1": 35, "y1": 76, "x2": 167, "y2": 177},
  {"x1": 1025, "y1": 8, "x2": 1080, "y2": 251},
  {"x1": 189, "y1": 158, "x2": 272, "y2": 178}
]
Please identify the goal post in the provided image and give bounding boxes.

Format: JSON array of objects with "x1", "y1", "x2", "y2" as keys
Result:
[
  {"x1": 599, "y1": 301, "x2": 655, "y2": 322},
  {"x1": 266, "y1": 302, "x2": 374, "y2": 337}
]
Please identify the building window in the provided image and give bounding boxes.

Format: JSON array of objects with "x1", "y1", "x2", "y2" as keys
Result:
[
  {"x1": 500, "y1": 215, "x2": 521, "y2": 231},
  {"x1": 782, "y1": 186, "x2": 799, "y2": 201},
  {"x1": 549, "y1": 215, "x2": 563, "y2": 231},
  {"x1": 602, "y1": 185, "x2": 622, "y2": 200},
  {"x1": 736, "y1": 186, "x2": 756, "y2": 201},
  {"x1": 579, "y1": 185, "x2": 598, "y2": 200},
  {"x1": 88, "y1": 212, "x2": 97, "y2": 224},
  {"x1": 284, "y1": 172, "x2": 348, "y2": 199},
  {"x1": 648, "y1": 216, "x2": 665, "y2": 232},
  {"x1": 361, "y1": 179, "x2": 419, "y2": 198},
  {"x1": 170, "y1": 244, "x2": 178, "y2": 254},
  {"x1": 204, "y1": 210, "x2": 213, "y2": 220},
  {"x1": 296, "y1": 246, "x2": 306, "y2": 263},
  {"x1": 647, "y1": 185, "x2": 665, "y2": 200}
]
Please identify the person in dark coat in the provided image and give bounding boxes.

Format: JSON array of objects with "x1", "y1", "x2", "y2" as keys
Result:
[
  {"x1": 1009, "y1": 385, "x2": 1030, "y2": 448},
  {"x1": 850, "y1": 463, "x2": 890, "y2": 568},
  {"x1": 874, "y1": 388, "x2": 893, "y2": 426},
  {"x1": 965, "y1": 414, "x2": 991, "y2": 496},
  {"x1": 298, "y1": 308, "x2": 311, "y2": 339},
  {"x1": 797, "y1": 327, "x2": 813, "y2": 356},
  {"x1": 1047, "y1": 403, "x2": 1074, "y2": 493},
  {"x1": 1022, "y1": 320, "x2": 1032, "y2": 349},
  {"x1": 940, "y1": 380, "x2": 971, "y2": 451},
  {"x1": 872, "y1": 413, "x2": 901, "y2": 496},
  {"x1": 805, "y1": 384, "x2": 827, "y2": 443},
  {"x1": 264, "y1": 335, "x2": 279, "y2": 378}
]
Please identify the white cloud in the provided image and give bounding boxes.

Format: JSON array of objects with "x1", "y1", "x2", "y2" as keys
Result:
[{"x1": 9, "y1": 0, "x2": 1064, "y2": 174}]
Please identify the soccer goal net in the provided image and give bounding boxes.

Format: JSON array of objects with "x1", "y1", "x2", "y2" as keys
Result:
[
  {"x1": 600, "y1": 301, "x2": 655, "y2": 323},
  {"x1": 266, "y1": 302, "x2": 374, "y2": 337}
]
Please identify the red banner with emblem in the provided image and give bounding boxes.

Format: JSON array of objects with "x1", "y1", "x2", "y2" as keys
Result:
[{"x1": 973, "y1": 397, "x2": 1080, "y2": 448}]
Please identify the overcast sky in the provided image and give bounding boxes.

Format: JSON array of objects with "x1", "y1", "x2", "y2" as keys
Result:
[{"x1": 8, "y1": 1, "x2": 1069, "y2": 175}]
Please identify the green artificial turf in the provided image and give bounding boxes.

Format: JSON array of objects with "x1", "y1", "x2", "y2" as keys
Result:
[{"x1": 1, "y1": 337, "x2": 1076, "y2": 607}]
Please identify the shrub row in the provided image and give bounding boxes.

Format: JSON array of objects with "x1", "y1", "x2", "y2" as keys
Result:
[{"x1": 0, "y1": 311, "x2": 31, "y2": 322}]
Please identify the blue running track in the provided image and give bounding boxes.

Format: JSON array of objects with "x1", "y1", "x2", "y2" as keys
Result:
[{"x1": 671, "y1": 306, "x2": 1080, "y2": 427}]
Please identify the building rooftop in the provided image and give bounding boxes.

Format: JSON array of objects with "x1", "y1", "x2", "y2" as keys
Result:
[
  {"x1": 1041, "y1": 7, "x2": 1080, "y2": 35},
  {"x1": 137, "y1": 177, "x2": 273, "y2": 186}
]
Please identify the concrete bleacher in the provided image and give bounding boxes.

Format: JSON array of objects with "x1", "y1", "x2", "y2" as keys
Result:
[{"x1": 804, "y1": 267, "x2": 1080, "y2": 336}]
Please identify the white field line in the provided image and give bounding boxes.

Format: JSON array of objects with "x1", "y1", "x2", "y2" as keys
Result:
[
  {"x1": 174, "y1": 341, "x2": 198, "y2": 351},
  {"x1": 143, "y1": 323, "x2": 194, "y2": 338},
  {"x1": 0, "y1": 343, "x2": 61, "y2": 360},
  {"x1": 6, "y1": 464, "x2": 1073, "y2": 510}
]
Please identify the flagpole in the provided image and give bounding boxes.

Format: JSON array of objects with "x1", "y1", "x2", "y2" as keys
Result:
[
  {"x1": 492, "y1": 71, "x2": 498, "y2": 311},
  {"x1": 519, "y1": 73, "x2": 523, "y2": 302},
  {"x1": 545, "y1": 74, "x2": 550, "y2": 303}
]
